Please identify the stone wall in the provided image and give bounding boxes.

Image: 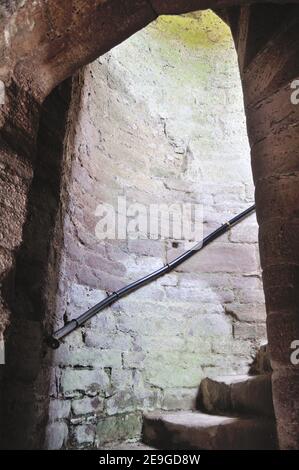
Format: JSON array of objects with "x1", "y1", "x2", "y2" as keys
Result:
[
  {"x1": 46, "y1": 11, "x2": 266, "y2": 449},
  {"x1": 0, "y1": 78, "x2": 74, "y2": 449}
]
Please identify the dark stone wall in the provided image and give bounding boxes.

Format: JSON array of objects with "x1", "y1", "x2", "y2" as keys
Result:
[{"x1": 0, "y1": 78, "x2": 74, "y2": 449}]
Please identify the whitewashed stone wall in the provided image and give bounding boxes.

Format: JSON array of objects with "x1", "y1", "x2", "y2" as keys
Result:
[{"x1": 46, "y1": 11, "x2": 266, "y2": 449}]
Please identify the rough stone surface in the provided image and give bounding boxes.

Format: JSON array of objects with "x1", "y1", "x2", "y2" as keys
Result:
[{"x1": 230, "y1": 3, "x2": 299, "y2": 449}]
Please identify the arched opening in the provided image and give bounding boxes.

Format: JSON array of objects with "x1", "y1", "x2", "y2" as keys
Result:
[
  {"x1": 1, "y1": 0, "x2": 299, "y2": 453},
  {"x1": 39, "y1": 11, "x2": 268, "y2": 449}
]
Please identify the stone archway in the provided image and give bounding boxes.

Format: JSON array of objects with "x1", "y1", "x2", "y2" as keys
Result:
[{"x1": 1, "y1": 0, "x2": 299, "y2": 449}]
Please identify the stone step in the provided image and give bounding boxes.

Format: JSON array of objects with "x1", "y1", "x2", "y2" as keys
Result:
[
  {"x1": 142, "y1": 411, "x2": 277, "y2": 450},
  {"x1": 198, "y1": 374, "x2": 274, "y2": 417}
]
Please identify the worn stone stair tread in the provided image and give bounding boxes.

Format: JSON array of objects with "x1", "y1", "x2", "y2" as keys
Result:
[
  {"x1": 199, "y1": 374, "x2": 274, "y2": 417},
  {"x1": 206, "y1": 374, "x2": 251, "y2": 383},
  {"x1": 143, "y1": 410, "x2": 277, "y2": 450},
  {"x1": 100, "y1": 441, "x2": 156, "y2": 450}
]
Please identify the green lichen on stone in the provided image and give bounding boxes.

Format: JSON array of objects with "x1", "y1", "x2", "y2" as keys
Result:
[
  {"x1": 143, "y1": 10, "x2": 233, "y2": 88},
  {"x1": 150, "y1": 10, "x2": 231, "y2": 49}
]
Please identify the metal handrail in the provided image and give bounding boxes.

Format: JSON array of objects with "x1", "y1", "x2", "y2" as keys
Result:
[{"x1": 47, "y1": 204, "x2": 256, "y2": 349}]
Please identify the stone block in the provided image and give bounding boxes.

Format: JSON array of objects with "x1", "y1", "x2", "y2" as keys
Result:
[
  {"x1": 234, "y1": 323, "x2": 267, "y2": 340},
  {"x1": 96, "y1": 414, "x2": 142, "y2": 446},
  {"x1": 117, "y1": 309, "x2": 184, "y2": 337},
  {"x1": 110, "y1": 369, "x2": 133, "y2": 390},
  {"x1": 123, "y1": 352, "x2": 146, "y2": 369},
  {"x1": 236, "y1": 288, "x2": 265, "y2": 304},
  {"x1": 185, "y1": 314, "x2": 232, "y2": 338},
  {"x1": 144, "y1": 362, "x2": 203, "y2": 388},
  {"x1": 54, "y1": 346, "x2": 122, "y2": 368},
  {"x1": 106, "y1": 390, "x2": 138, "y2": 415},
  {"x1": 225, "y1": 303, "x2": 266, "y2": 322},
  {"x1": 156, "y1": 273, "x2": 178, "y2": 287},
  {"x1": 164, "y1": 286, "x2": 234, "y2": 304},
  {"x1": 87, "y1": 310, "x2": 116, "y2": 333},
  {"x1": 211, "y1": 337, "x2": 254, "y2": 357},
  {"x1": 138, "y1": 335, "x2": 185, "y2": 352},
  {"x1": 72, "y1": 424, "x2": 96, "y2": 448},
  {"x1": 85, "y1": 331, "x2": 132, "y2": 350},
  {"x1": 72, "y1": 396, "x2": 104, "y2": 416},
  {"x1": 68, "y1": 283, "x2": 106, "y2": 308},
  {"x1": 230, "y1": 221, "x2": 258, "y2": 243},
  {"x1": 45, "y1": 422, "x2": 68, "y2": 450},
  {"x1": 175, "y1": 243, "x2": 258, "y2": 274},
  {"x1": 127, "y1": 239, "x2": 165, "y2": 258},
  {"x1": 162, "y1": 388, "x2": 198, "y2": 411},
  {"x1": 48, "y1": 399, "x2": 71, "y2": 423},
  {"x1": 60, "y1": 369, "x2": 110, "y2": 397}
]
